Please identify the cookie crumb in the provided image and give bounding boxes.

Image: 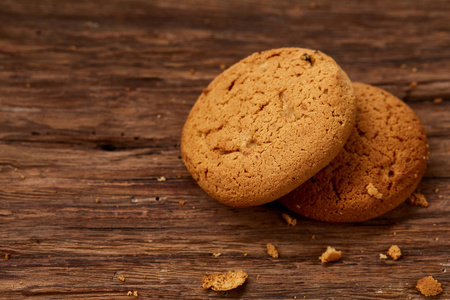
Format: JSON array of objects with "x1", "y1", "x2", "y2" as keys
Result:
[
  {"x1": 127, "y1": 291, "x2": 132, "y2": 296},
  {"x1": 179, "y1": 201, "x2": 186, "y2": 205},
  {"x1": 243, "y1": 253, "x2": 247, "y2": 257},
  {"x1": 19, "y1": 281, "x2": 23, "y2": 285},
  {"x1": 416, "y1": 276, "x2": 443, "y2": 297},
  {"x1": 212, "y1": 253, "x2": 221, "y2": 257},
  {"x1": 219, "y1": 64, "x2": 226, "y2": 70},
  {"x1": 435, "y1": 237, "x2": 439, "y2": 242},
  {"x1": 5, "y1": 254, "x2": 9, "y2": 260},
  {"x1": 393, "y1": 232, "x2": 397, "y2": 235},
  {"x1": 143, "y1": 275, "x2": 146, "y2": 279},
  {"x1": 133, "y1": 291, "x2": 138, "y2": 297},
  {"x1": 409, "y1": 81, "x2": 418, "y2": 88},
  {"x1": 438, "y1": 195, "x2": 443, "y2": 199},
  {"x1": 95, "y1": 198, "x2": 100, "y2": 203},
  {"x1": 406, "y1": 193, "x2": 428, "y2": 207},
  {"x1": 434, "y1": 188, "x2": 440, "y2": 193},
  {"x1": 366, "y1": 183, "x2": 383, "y2": 199},
  {"x1": 387, "y1": 245, "x2": 401, "y2": 260},
  {"x1": 190, "y1": 68, "x2": 196, "y2": 75},
  {"x1": 118, "y1": 275, "x2": 125, "y2": 282},
  {"x1": 281, "y1": 213, "x2": 297, "y2": 226},
  {"x1": 433, "y1": 223, "x2": 436, "y2": 226},
  {"x1": 319, "y1": 246, "x2": 341, "y2": 263},
  {"x1": 26, "y1": 83, "x2": 31, "y2": 88},
  {"x1": 70, "y1": 45, "x2": 77, "y2": 51},
  {"x1": 267, "y1": 243, "x2": 279, "y2": 258},
  {"x1": 360, "y1": 250, "x2": 364, "y2": 254},
  {"x1": 192, "y1": 206, "x2": 196, "y2": 210},
  {"x1": 202, "y1": 270, "x2": 248, "y2": 291},
  {"x1": 379, "y1": 254, "x2": 388, "y2": 259},
  {"x1": 157, "y1": 176, "x2": 166, "y2": 182},
  {"x1": 433, "y1": 98, "x2": 443, "y2": 103},
  {"x1": 157, "y1": 114, "x2": 162, "y2": 119},
  {"x1": 311, "y1": 235, "x2": 316, "y2": 240},
  {"x1": 411, "y1": 67, "x2": 418, "y2": 73},
  {"x1": 256, "y1": 274, "x2": 261, "y2": 279}
]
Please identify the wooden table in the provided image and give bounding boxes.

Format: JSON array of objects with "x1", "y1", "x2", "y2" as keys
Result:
[{"x1": 0, "y1": 1, "x2": 449, "y2": 299}]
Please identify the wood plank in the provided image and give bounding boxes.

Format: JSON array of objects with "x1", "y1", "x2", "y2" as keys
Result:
[{"x1": 0, "y1": 0, "x2": 449, "y2": 298}]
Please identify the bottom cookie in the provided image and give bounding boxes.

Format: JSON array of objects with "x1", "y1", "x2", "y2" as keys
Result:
[{"x1": 280, "y1": 82, "x2": 429, "y2": 222}]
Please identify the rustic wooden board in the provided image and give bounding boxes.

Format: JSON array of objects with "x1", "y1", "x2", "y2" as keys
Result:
[{"x1": 0, "y1": 0, "x2": 449, "y2": 299}]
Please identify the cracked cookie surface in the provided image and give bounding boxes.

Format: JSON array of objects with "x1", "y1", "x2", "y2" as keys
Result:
[
  {"x1": 181, "y1": 48, "x2": 356, "y2": 207},
  {"x1": 280, "y1": 82, "x2": 428, "y2": 222}
]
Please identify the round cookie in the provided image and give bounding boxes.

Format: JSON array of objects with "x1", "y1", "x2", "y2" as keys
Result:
[
  {"x1": 280, "y1": 82, "x2": 429, "y2": 222},
  {"x1": 181, "y1": 48, "x2": 356, "y2": 207}
]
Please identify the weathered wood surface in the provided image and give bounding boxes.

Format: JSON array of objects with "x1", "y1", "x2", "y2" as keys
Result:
[{"x1": 0, "y1": 0, "x2": 449, "y2": 299}]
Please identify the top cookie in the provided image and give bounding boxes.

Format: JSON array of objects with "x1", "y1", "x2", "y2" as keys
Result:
[
  {"x1": 181, "y1": 48, "x2": 356, "y2": 207},
  {"x1": 280, "y1": 82, "x2": 429, "y2": 222}
]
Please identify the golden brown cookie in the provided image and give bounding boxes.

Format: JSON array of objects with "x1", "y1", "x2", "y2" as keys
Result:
[
  {"x1": 181, "y1": 48, "x2": 356, "y2": 207},
  {"x1": 280, "y1": 82, "x2": 429, "y2": 222}
]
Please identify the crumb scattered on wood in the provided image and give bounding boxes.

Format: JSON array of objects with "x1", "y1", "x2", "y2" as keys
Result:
[
  {"x1": 192, "y1": 206, "x2": 196, "y2": 210},
  {"x1": 5, "y1": 254, "x2": 9, "y2": 260},
  {"x1": 434, "y1": 188, "x2": 439, "y2": 193},
  {"x1": 409, "y1": 81, "x2": 418, "y2": 88},
  {"x1": 95, "y1": 198, "x2": 100, "y2": 203},
  {"x1": 366, "y1": 183, "x2": 383, "y2": 199},
  {"x1": 126, "y1": 290, "x2": 138, "y2": 297},
  {"x1": 157, "y1": 114, "x2": 162, "y2": 119},
  {"x1": 202, "y1": 270, "x2": 248, "y2": 291},
  {"x1": 19, "y1": 281, "x2": 23, "y2": 285},
  {"x1": 406, "y1": 192, "x2": 428, "y2": 207},
  {"x1": 416, "y1": 276, "x2": 443, "y2": 297},
  {"x1": 212, "y1": 253, "x2": 221, "y2": 257},
  {"x1": 26, "y1": 83, "x2": 31, "y2": 88},
  {"x1": 70, "y1": 45, "x2": 77, "y2": 51},
  {"x1": 179, "y1": 201, "x2": 185, "y2": 205},
  {"x1": 266, "y1": 243, "x2": 279, "y2": 258},
  {"x1": 387, "y1": 245, "x2": 402, "y2": 260},
  {"x1": 393, "y1": 232, "x2": 397, "y2": 236},
  {"x1": 311, "y1": 235, "x2": 316, "y2": 240},
  {"x1": 243, "y1": 253, "x2": 247, "y2": 257},
  {"x1": 360, "y1": 250, "x2": 364, "y2": 254},
  {"x1": 433, "y1": 98, "x2": 443, "y2": 103},
  {"x1": 256, "y1": 274, "x2": 261, "y2": 279},
  {"x1": 411, "y1": 67, "x2": 418, "y2": 72},
  {"x1": 143, "y1": 275, "x2": 146, "y2": 279},
  {"x1": 438, "y1": 195, "x2": 443, "y2": 199},
  {"x1": 281, "y1": 213, "x2": 297, "y2": 226},
  {"x1": 219, "y1": 64, "x2": 226, "y2": 70},
  {"x1": 435, "y1": 237, "x2": 439, "y2": 242},
  {"x1": 157, "y1": 176, "x2": 166, "y2": 182},
  {"x1": 319, "y1": 246, "x2": 342, "y2": 263},
  {"x1": 379, "y1": 254, "x2": 388, "y2": 259},
  {"x1": 190, "y1": 68, "x2": 196, "y2": 74},
  {"x1": 118, "y1": 275, "x2": 125, "y2": 282}
]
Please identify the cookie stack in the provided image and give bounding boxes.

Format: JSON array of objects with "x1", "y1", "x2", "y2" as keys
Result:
[{"x1": 181, "y1": 48, "x2": 428, "y2": 222}]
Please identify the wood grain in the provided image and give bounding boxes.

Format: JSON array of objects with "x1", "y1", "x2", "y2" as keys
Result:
[{"x1": 0, "y1": 0, "x2": 449, "y2": 299}]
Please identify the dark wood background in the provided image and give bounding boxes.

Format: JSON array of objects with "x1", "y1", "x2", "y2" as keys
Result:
[{"x1": 0, "y1": 0, "x2": 449, "y2": 299}]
